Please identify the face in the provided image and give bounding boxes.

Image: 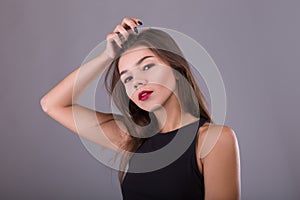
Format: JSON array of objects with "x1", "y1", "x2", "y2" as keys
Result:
[{"x1": 118, "y1": 46, "x2": 178, "y2": 112}]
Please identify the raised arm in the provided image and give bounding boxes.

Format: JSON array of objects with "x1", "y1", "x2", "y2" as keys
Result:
[{"x1": 40, "y1": 17, "x2": 143, "y2": 152}]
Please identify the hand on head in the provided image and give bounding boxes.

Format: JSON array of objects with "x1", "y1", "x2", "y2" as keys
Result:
[{"x1": 104, "y1": 17, "x2": 143, "y2": 59}]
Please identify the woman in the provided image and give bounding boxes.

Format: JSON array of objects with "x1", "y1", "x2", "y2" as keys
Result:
[{"x1": 40, "y1": 17, "x2": 241, "y2": 199}]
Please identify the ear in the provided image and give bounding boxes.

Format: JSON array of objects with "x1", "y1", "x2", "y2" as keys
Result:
[{"x1": 171, "y1": 66, "x2": 180, "y2": 81}]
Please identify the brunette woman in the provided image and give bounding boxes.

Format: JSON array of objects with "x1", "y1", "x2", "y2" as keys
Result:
[{"x1": 40, "y1": 17, "x2": 241, "y2": 200}]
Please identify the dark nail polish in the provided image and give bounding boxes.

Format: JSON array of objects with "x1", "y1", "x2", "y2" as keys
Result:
[
  {"x1": 134, "y1": 27, "x2": 138, "y2": 34},
  {"x1": 138, "y1": 21, "x2": 143, "y2": 25}
]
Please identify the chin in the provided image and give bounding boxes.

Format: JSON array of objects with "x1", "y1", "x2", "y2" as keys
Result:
[
  {"x1": 134, "y1": 98, "x2": 166, "y2": 113},
  {"x1": 134, "y1": 93, "x2": 173, "y2": 112},
  {"x1": 145, "y1": 104, "x2": 162, "y2": 112},
  {"x1": 134, "y1": 103, "x2": 158, "y2": 112}
]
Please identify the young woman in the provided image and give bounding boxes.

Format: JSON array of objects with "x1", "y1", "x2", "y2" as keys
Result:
[{"x1": 40, "y1": 17, "x2": 241, "y2": 199}]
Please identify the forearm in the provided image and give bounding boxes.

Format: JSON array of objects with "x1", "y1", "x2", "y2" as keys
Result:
[{"x1": 41, "y1": 51, "x2": 113, "y2": 111}]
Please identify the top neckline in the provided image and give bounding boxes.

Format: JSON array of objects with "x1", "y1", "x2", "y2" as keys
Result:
[{"x1": 156, "y1": 118, "x2": 201, "y2": 136}]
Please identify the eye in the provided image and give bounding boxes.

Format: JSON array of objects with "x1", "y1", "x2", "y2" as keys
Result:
[
  {"x1": 124, "y1": 76, "x2": 133, "y2": 84},
  {"x1": 143, "y1": 64, "x2": 155, "y2": 71}
]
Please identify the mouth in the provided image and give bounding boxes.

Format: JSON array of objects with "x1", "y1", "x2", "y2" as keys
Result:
[{"x1": 138, "y1": 90, "x2": 153, "y2": 101}]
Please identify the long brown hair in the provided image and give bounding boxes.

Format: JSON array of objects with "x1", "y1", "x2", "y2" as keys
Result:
[{"x1": 104, "y1": 28, "x2": 213, "y2": 184}]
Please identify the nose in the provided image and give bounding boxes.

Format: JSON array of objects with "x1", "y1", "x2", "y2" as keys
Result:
[{"x1": 133, "y1": 78, "x2": 147, "y2": 89}]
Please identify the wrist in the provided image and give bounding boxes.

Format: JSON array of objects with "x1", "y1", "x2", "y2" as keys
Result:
[{"x1": 102, "y1": 50, "x2": 115, "y2": 61}]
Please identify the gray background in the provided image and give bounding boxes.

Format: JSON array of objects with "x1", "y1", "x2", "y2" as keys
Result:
[{"x1": 1, "y1": 0, "x2": 299, "y2": 199}]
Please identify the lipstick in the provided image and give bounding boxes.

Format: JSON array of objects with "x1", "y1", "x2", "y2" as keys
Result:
[{"x1": 138, "y1": 90, "x2": 153, "y2": 101}]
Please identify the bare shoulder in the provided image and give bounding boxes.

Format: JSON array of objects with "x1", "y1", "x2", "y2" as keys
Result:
[
  {"x1": 196, "y1": 123, "x2": 241, "y2": 199},
  {"x1": 196, "y1": 123, "x2": 239, "y2": 161}
]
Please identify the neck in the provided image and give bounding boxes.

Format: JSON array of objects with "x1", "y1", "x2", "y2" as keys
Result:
[{"x1": 153, "y1": 91, "x2": 198, "y2": 133}]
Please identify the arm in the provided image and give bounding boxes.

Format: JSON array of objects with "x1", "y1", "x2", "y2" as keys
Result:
[
  {"x1": 40, "y1": 51, "x2": 113, "y2": 109},
  {"x1": 40, "y1": 17, "x2": 143, "y2": 152},
  {"x1": 40, "y1": 51, "x2": 128, "y2": 152},
  {"x1": 201, "y1": 126, "x2": 241, "y2": 200}
]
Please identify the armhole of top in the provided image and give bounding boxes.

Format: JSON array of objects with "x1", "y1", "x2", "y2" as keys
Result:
[
  {"x1": 199, "y1": 125, "x2": 223, "y2": 160},
  {"x1": 122, "y1": 162, "x2": 129, "y2": 182}
]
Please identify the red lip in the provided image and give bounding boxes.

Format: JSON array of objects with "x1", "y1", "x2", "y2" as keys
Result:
[{"x1": 138, "y1": 90, "x2": 153, "y2": 101}]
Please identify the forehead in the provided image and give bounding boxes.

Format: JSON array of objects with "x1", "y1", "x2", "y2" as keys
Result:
[{"x1": 118, "y1": 46, "x2": 162, "y2": 73}]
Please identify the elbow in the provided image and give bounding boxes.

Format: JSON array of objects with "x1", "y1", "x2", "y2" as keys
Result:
[{"x1": 40, "y1": 97, "x2": 49, "y2": 113}]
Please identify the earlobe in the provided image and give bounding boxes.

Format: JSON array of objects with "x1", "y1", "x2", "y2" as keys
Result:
[{"x1": 173, "y1": 70, "x2": 180, "y2": 81}]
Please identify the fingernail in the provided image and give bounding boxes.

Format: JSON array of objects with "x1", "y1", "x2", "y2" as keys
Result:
[
  {"x1": 134, "y1": 27, "x2": 138, "y2": 34},
  {"x1": 138, "y1": 21, "x2": 143, "y2": 25}
]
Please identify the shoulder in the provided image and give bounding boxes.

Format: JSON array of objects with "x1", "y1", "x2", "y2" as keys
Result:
[
  {"x1": 197, "y1": 123, "x2": 239, "y2": 160},
  {"x1": 196, "y1": 123, "x2": 241, "y2": 199}
]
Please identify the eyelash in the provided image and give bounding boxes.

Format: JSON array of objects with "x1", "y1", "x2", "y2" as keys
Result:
[{"x1": 123, "y1": 64, "x2": 155, "y2": 84}]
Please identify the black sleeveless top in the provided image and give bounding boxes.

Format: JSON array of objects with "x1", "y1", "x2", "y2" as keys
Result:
[{"x1": 121, "y1": 118, "x2": 207, "y2": 200}]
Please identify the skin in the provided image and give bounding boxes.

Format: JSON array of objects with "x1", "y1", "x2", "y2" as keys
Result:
[
  {"x1": 118, "y1": 45, "x2": 241, "y2": 199},
  {"x1": 118, "y1": 46, "x2": 199, "y2": 132},
  {"x1": 41, "y1": 17, "x2": 240, "y2": 200}
]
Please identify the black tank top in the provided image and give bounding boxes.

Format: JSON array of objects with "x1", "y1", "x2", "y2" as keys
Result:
[{"x1": 121, "y1": 118, "x2": 207, "y2": 200}]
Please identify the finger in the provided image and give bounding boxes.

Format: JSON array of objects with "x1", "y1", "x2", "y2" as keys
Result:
[
  {"x1": 122, "y1": 18, "x2": 139, "y2": 30},
  {"x1": 114, "y1": 24, "x2": 128, "y2": 41},
  {"x1": 123, "y1": 23, "x2": 132, "y2": 31},
  {"x1": 111, "y1": 32, "x2": 123, "y2": 48},
  {"x1": 113, "y1": 25, "x2": 129, "y2": 42},
  {"x1": 106, "y1": 32, "x2": 115, "y2": 42},
  {"x1": 107, "y1": 32, "x2": 122, "y2": 48},
  {"x1": 129, "y1": 17, "x2": 143, "y2": 25},
  {"x1": 113, "y1": 25, "x2": 125, "y2": 42}
]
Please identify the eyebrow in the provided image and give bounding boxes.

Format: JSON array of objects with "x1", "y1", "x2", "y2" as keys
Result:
[{"x1": 119, "y1": 55, "x2": 154, "y2": 76}]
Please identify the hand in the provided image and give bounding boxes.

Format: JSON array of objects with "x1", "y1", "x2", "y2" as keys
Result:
[{"x1": 104, "y1": 17, "x2": 143, "y2": 59}]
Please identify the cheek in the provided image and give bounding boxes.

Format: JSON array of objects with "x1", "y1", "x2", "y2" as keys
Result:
[
  {"x1": 149, "y1": 69, "x2": 176, "y2": 91},
  {"x1": 124, "y1": 84, "x2": 135, "y2": 100}
]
